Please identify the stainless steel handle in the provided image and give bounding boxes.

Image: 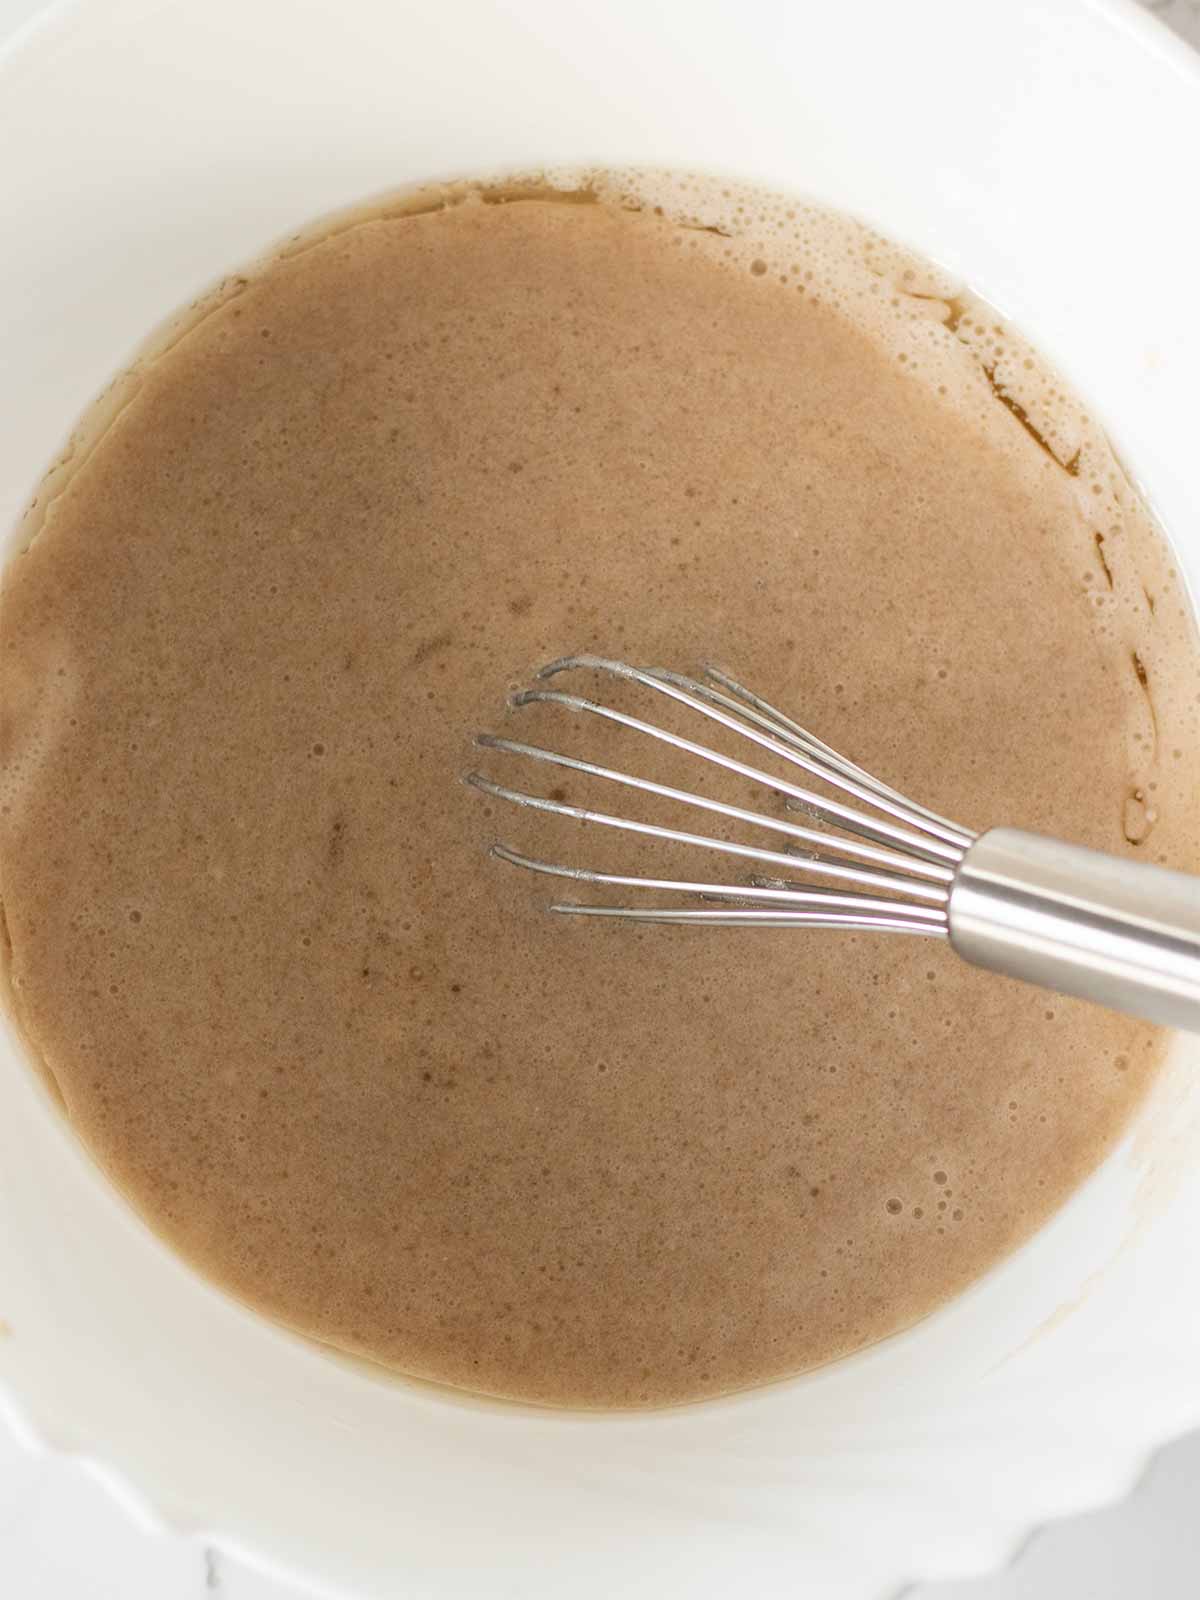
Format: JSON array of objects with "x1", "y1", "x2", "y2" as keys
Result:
[{"x1": 948, "y1": 827, "x2": 1200, "y2": 1033}]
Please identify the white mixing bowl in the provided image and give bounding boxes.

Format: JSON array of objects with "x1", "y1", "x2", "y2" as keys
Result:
[{"x1": 1, "y1": 1, "x2": 1198, "y2": 1596}]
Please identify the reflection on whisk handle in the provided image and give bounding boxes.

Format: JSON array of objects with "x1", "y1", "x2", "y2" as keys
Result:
[{"x1": 948, "y1": 828, "x2": 1200, "y2": 1033}]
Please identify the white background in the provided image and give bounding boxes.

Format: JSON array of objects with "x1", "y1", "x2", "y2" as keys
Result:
[{"x1": 2, "y1": 0, "x2": 1199, "y2": 1594}]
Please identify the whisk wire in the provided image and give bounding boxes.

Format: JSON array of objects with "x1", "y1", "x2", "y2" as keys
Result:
[
  {"x1": 538, "y1": 656, "x2": 971, "y2": 858},
  {"x1": 472, "y1": 733, "x2": 953, "y2": 890},
  {"x1": 470, "y1": 656, "x2": 977, "y2": 934},
  {"x1": 489, "y1": 844, "x2": 948, "y2": 933},
  {"x1": 469, "y1": 771, "x2": 951, "y2": 903},
  {"x1": 682, "y1": 665, "x2": 974, "y2": 846},
  {"x1": 551, "y1": 906, "x2": 949, "y2": 934},
  {"x1": 514, "y1": 682, "x2": 959, "y2": 868}
]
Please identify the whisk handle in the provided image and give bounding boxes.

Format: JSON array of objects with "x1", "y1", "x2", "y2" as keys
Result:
[{"x1": 948, "y1": 827, "x2": 1200, "y2": 1034}]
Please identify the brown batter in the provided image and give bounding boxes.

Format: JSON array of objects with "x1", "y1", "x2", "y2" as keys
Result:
[{"x1": 1, "y1": 181, "x2": 1198, "y2": 1407}]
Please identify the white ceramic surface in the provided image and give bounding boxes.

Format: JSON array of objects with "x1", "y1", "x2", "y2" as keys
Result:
[{"x1": 1, "y1": 2, "x2": 1199, "y2": 1597}]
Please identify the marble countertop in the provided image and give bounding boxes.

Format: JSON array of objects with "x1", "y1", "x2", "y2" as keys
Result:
[{"x1": 1, "y1": 0, "x2": 1198, "y2": 1595}]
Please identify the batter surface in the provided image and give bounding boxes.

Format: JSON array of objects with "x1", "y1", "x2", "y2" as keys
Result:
[{"x1": 1, "y1": 180, "x2": 1197, "y2": 1405}]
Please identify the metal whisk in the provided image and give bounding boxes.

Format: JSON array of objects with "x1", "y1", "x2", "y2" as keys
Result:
[{"x1": 466, "y1": 656, "x2": 1200, "y2": 1034}]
